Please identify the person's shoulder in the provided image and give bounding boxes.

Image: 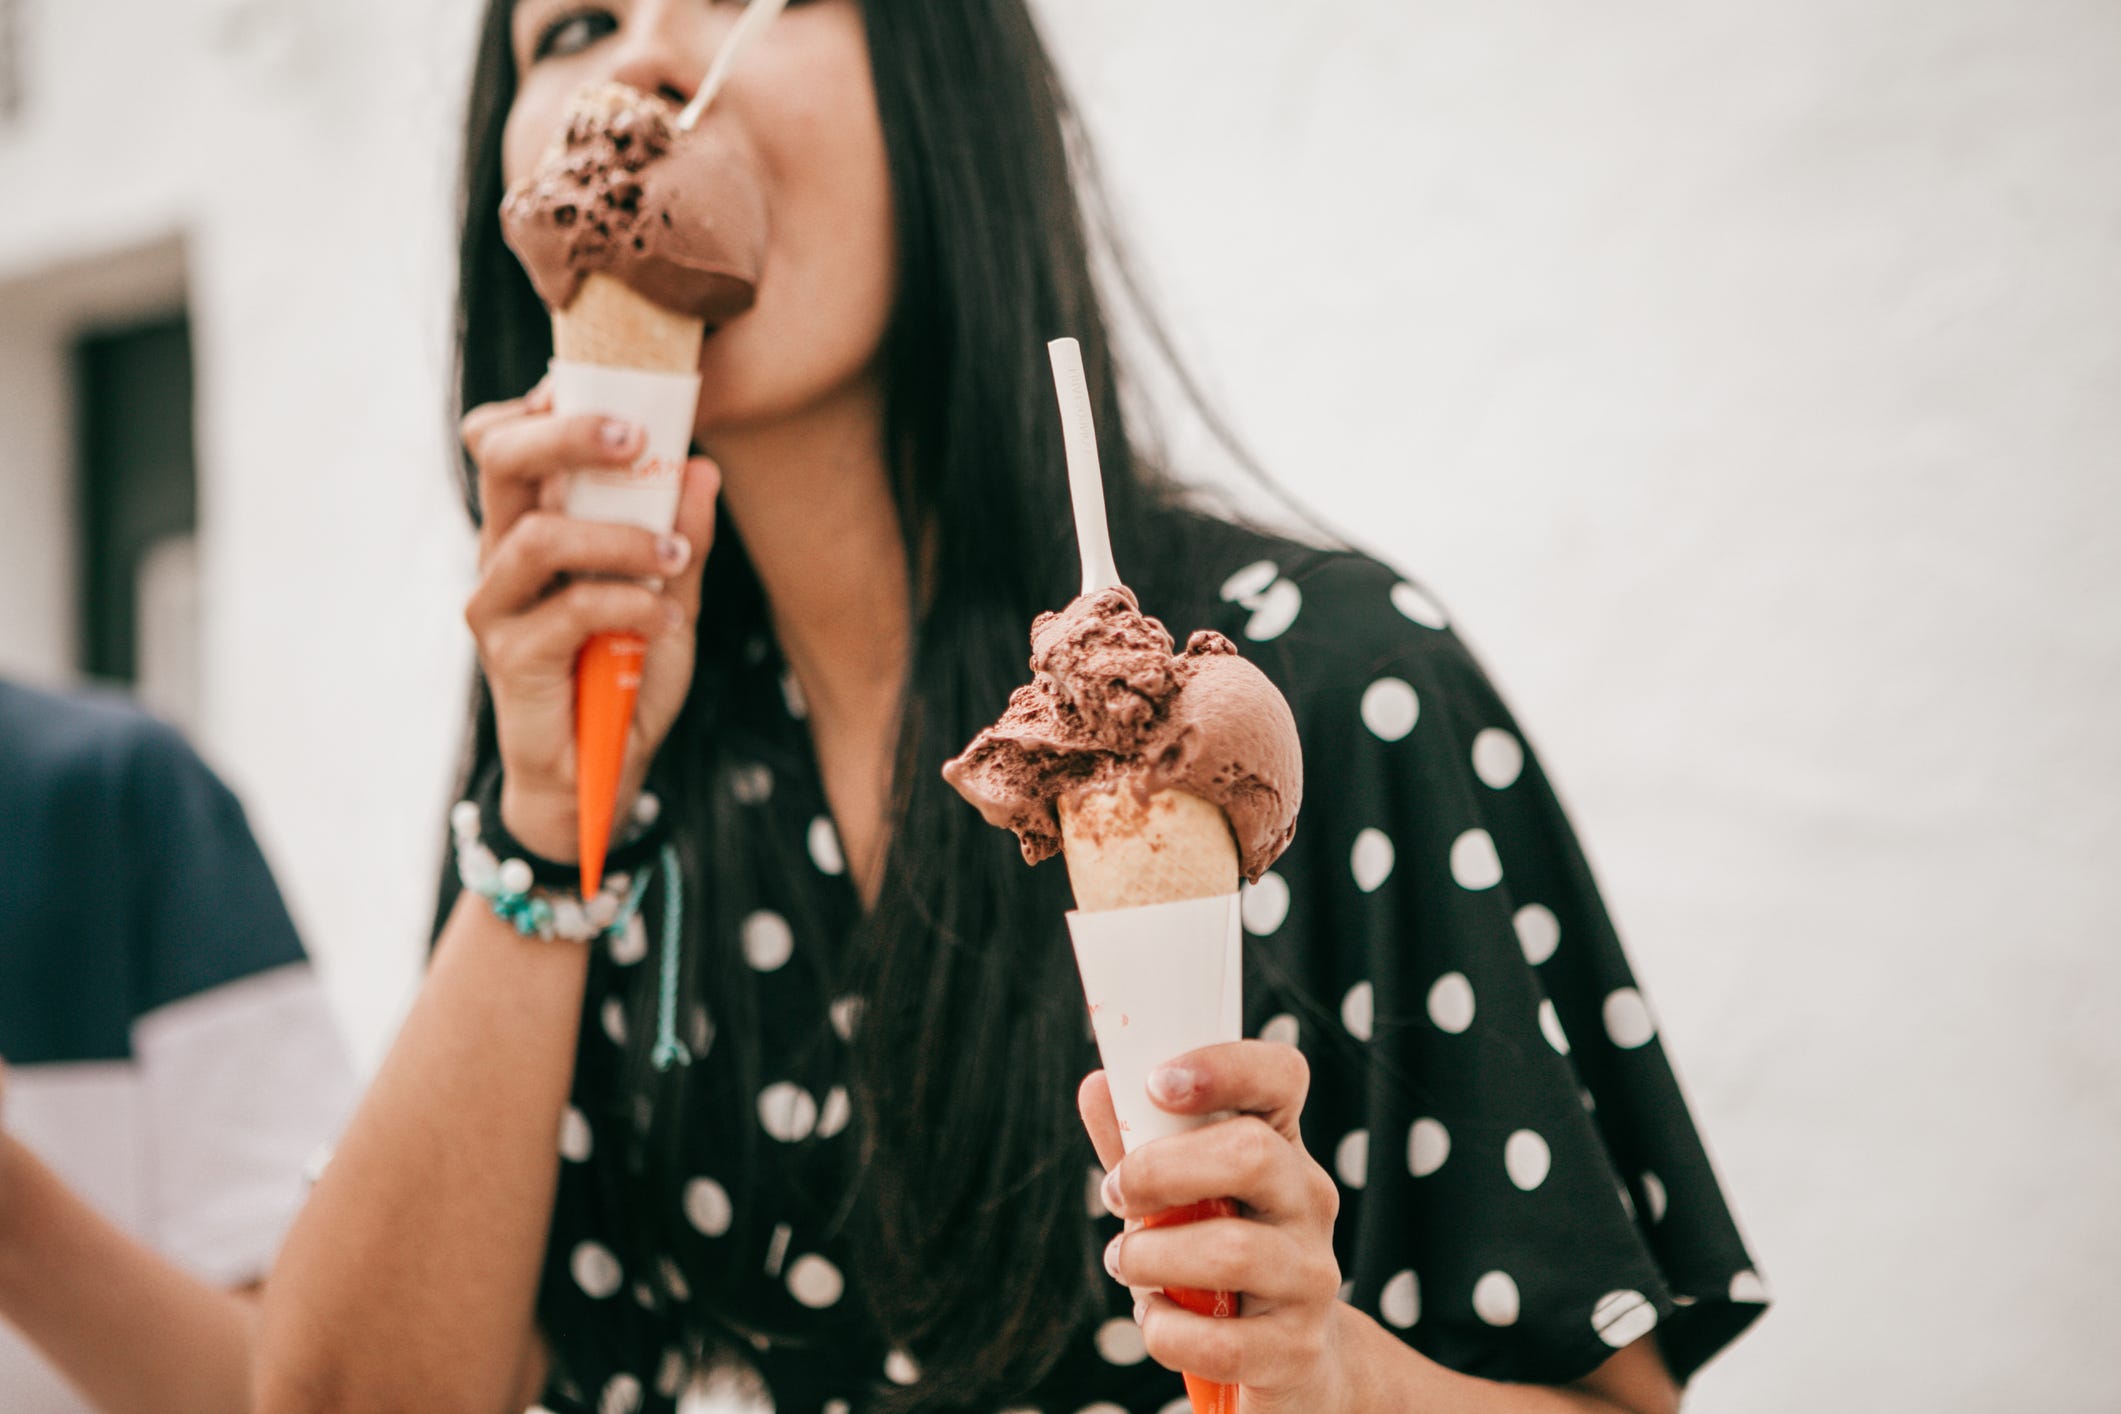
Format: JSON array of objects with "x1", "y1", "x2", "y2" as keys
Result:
[
  {"x1": 1182, "y1": 531, "x2": 1472, "y2": 688},
  {"x1": 0, "y1": 677, "x2": 200, "y2": 798}
]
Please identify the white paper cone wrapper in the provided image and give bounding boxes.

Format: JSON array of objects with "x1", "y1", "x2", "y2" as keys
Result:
[
  {"x1": 1068, "y1": 893, "x2": 1243, "y2": 1154},
  {"x1": 550, "y1": 359, "x2": 702, "y2": 534}
]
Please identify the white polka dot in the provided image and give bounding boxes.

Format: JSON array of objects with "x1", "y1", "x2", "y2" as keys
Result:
[
  {"x1": 1259, "y1": 1012, "x2": 1300, "y2": 1047},
  {"x1": 786, "y1": 1253, "x2": 845, "y2": 1309},
  {"x1": 822, "y1": 1403, "x2": 850, "y2": 1414},
  {"x1": 1076, "y1": 1405, "x2": 1129, "y2": 1414},
  {"x1": 807, "y1": 816, "x2": 845, "y2": 875},
  {"x1": 1243, "y1": 579, "x2": 1303, "y2": 641},
  {"x1": 601, "y1": 996, "x2": 628, "y2": 1046},
  {"x1": 631, "y1": 1280, "x2": 655, "y2": 1310},
  {"x1": 829, "y1": 995, "x2": 863, "y2": 1042},
  {"x1": 1340, "y1": 980, "x2": 1375, "y2": 1041},
  {"x1": 1539, "y1": 998, "x2": 1570, "y2": 1055},
  {"x1": 1351, "y1": 829, "x2": 1395, "y2": 892},
  {"x1": 1087, "y1": 1165, "x2": 1110, "y2": 1218},
  {"x1": 1471, "y1": 728, "x2": 1525, "y2": 789},
  {"x1": 1594, "y1": 1290, "x2": 1660, "y2": 1347},
  {"x1": 1360, "y1": 678, "x2": 1420, "y2": 741},
  {"x1": 1219, "y1": 560, "x2": 1279, "y2": 602},
  {"x1": 758, "y1": 1082, "x2": 819, "y2": 1142},
  {"x1": 817, "y1": 1085, "x2": 851, "y2": 1138},
  {"x1": 1642, "y1": 1171, "x2": 1668, "y2": 1224},
  {"x1": 571, "y1": 1241, "x2": 623, "y2": 1299},
  {"x1": 1730, "y1": 1269, "x2": 1770, "y2": 1304},
  {"x1": 1381, "y1": 1269, "x2": 1420, "y2": 1328},
  {"x1": 598, "y1": 1373, "x2": 642, "y2": 1414},
  {"x1": 1450, "y1": 829, "x2": 1503, "y2": 891},
  {"x1": 763, "y1": 1221, "x2": 792, "y2": 1278},
  {"x1": 1390, "y1": 581, "x2": 1449, "y2": 630},
  {"x1": 1514, "y1": 904, "x2": 1561, "y2": 965},
  {"x1": 741, "y1": 910, "x2": 795, "y2": 971},
  {"x1": 659, "y1": 1256, "x2": 690, "y2": 1302},
  {"x1": 560, "y1": 1106, "x2": 594, "y2": 1163},
  {"x1": 1426, "y1": 972, "x2": 1476, "y2": 1034},
  {"x1": 1617, "y1": 1182, "x2": 1638, "y2": 1221},
  {"x1": 1603, "y1": 989, "x2": 1657, "y2": 1049},
  {"x1": 883, "y1": 1348, "x2": 921, "y2": 1385},
  {"x1": 1473, "y1": 1271, "x2": 1520, "y2": 1326},
  {"x1": 1409, "y1": 1117, "x2": 1451, "y2": 1177},
  {"x1": 1095, "y1": 1315, "x2": 1148, "y2": 1365},
  {"x1": 1337, "y1": 1279, "x2": 1355, "y2": 1303},
  {"x1": 689, "y1": 1005, "x2": 715, "y2": 1056},
  {"x1": 683, "y1": 1176, "x2": 732, "y2": 1237},
  {"x1": 655, "y1": 1347, "x2": 687, "y2": 1397},
  {"x1": 730, "y1": 762, "x2": 774, "y2": 804},
  {"x1": 1155, "y1": 1401, "x2": 1191, "y2": 1414},
  {"x1": 1505, "y1": 1130, "x2": 1552, "y2": 1191},
  {"x1": 608, "y1": 913, "x2": 649, "y2": 965},
  {"x1": 780, "y1": 669, "x2": 808, "y2": 720},
  {"x1": 1241, "y1": 872, "x2": 1291, "y2": 935},
  {"x1": 1334, "y1": 1129, "x2": 1370, "y2": 1189}
]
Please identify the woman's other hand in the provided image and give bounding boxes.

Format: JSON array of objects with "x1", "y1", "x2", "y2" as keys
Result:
[
  {"x1": 458, "y1": 381, "x2": 720, "y2": 860},
  {"x1": 1079, "y1": 1041, "x2": 1349, "y2": 1414}
]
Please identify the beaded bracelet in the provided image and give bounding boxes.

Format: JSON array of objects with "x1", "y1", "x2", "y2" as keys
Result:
[
  {"x1": 448, "y1": 788, "x2": 693, "y2": 1072},
  {"x1": 450, "y1": 796, "x2": 652, "y2": 942}
]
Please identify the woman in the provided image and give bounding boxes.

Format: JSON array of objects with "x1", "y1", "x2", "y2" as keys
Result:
[{"x1": 257, "y1": 3, "x2": 1766, "y2": 1412}]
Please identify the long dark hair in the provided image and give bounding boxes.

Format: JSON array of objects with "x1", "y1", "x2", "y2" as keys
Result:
[{"x1": 450, "y1": 3, "x2": 1308, "y2": 1407}]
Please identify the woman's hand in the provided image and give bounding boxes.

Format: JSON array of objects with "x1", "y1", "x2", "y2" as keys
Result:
[
  {"x1": 458, "y1": 381, "x2": 720, "y2": 861},
  {"x1": 1079, "y1": 1041, "x2": 1348, "y2": 1414}
]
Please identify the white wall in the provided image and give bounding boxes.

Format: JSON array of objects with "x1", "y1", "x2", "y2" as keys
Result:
[
  {"x1": 0, "y1": 0, "x2": 482, "y2": 1066},
  {"x1": 2, "y1": 1, "x2": 2116, "y2": 1409},
  {"x1": 1040, "y1": 3, "x2": 2121, "y2": 1410}
]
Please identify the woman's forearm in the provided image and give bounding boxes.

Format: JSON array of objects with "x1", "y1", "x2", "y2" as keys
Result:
[
  {"x1": 0, "y1": 1135, "x2": 257, "y2": 1414},
  {"x1": 255, "y1": 896, "x2": 589, "y2": 1414},
  {"x1": 1333, "y1": 1302, "x2": 1680, "y2": 1414}
]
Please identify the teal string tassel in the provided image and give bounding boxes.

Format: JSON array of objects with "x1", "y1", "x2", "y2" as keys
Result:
[{"x1": 650, "y1": 843, "x2": 691, "y2": 1072}]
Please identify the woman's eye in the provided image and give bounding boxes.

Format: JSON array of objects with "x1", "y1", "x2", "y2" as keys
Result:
[{"x1": 532, "y1": 9, "x2": 616, "y2": 63}]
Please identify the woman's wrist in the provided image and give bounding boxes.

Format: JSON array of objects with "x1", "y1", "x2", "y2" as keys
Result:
[
  {"x1": 496, "y1": 777, "x2": 581, "y2": 864},
  {"x1": 497, "y1": 771, "x2": 650, "y2": 865}
]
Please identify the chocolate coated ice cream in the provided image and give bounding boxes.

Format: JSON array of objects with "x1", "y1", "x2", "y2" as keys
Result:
[
  {"x1": 501, "y1": 83, "x2": 768, "y2": 323},
  {"x1": 943, "y1": 588, "x2": 1302, "y2": 881}
]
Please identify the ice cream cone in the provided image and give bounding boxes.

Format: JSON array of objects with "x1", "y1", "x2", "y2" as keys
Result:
[
  {"x1": 549, "y1": 272, "x2": 704, "y2": 896},
  {"x1": 553, "y1": 272, "x2": 706, "y2": 370},
  {"x1": 1058, "y1": 786, "x2": 1238, "y2": 910},
  {"x1": 1062, "y1": 787, "x2": 1242, "y2": 1414}
]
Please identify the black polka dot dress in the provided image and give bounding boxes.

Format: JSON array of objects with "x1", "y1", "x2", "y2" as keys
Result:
[{"x1": 531, "y1": 544, "x2": 1767, "y2": 1414}]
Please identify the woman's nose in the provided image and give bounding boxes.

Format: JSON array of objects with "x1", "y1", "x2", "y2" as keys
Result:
[{"x1": 605, "y1": 4, "x2": 732, "y2": 109}]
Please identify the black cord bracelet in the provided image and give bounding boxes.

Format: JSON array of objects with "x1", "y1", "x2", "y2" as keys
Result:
[{"x1": 467, "y1": 763, "x2": 669, "y2": 890}]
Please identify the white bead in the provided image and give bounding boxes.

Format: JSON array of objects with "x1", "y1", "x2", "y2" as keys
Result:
[
  {"x1": 585, "y1": 892, "x2": 620, "y2": 929},
  {"x1": 459, "y1": 843, "x2": 499, "y2": 891},
  {"x1": 450, "y1": 801, "x2": 481, "y2": 840},
  {"x1": 551, "y1": 898, "x2": 590, "y2": 939},
  {"x1": 633, "y1": 792, "x2": 661, "y2": 827},
  {"x1": 498, "y1": 858, "x2": 535, "y2": 896}
]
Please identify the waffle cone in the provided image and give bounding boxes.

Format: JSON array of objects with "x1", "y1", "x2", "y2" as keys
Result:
[
  {"x1": 553, "y1": 272, "x2": 703, "y2": 371},
  {"x1": 1059, "y1": 787, "x2": 1238, "y2": 912}
]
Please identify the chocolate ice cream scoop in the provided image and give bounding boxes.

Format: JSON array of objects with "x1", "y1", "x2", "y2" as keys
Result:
[
  {"x1": 500, "y1": 82, "x2": 768, "y2": 323},
  {"x1": 943, "y1": 587, "x2": 1302, "y2": 881}
]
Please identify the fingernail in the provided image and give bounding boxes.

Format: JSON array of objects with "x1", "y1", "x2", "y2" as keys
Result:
[
  {"x1": 1101, "y1": 1167, "x2": 1124, "y2": 1217},
  {"x1": 656, "y1": 533, "x2": 691, "y2": 572},
  {"x1": 1147, "y1": 1065, "x2": 1199, "y2": 1106},
  {"x1": 1133, "y1": 1295, "x2": 1148, "y2": 1325},
  {"x1": 1103, "y1": 1233, "x2": 1124, "y2": 1282},
  {"x1": 601, "y1": 419, "x2": 640, "y2": 452}
]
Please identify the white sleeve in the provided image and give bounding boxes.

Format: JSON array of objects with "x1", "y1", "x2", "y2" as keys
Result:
[{"x1": 131, "y1": 961, "x2": 358, "y2": 1286}]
